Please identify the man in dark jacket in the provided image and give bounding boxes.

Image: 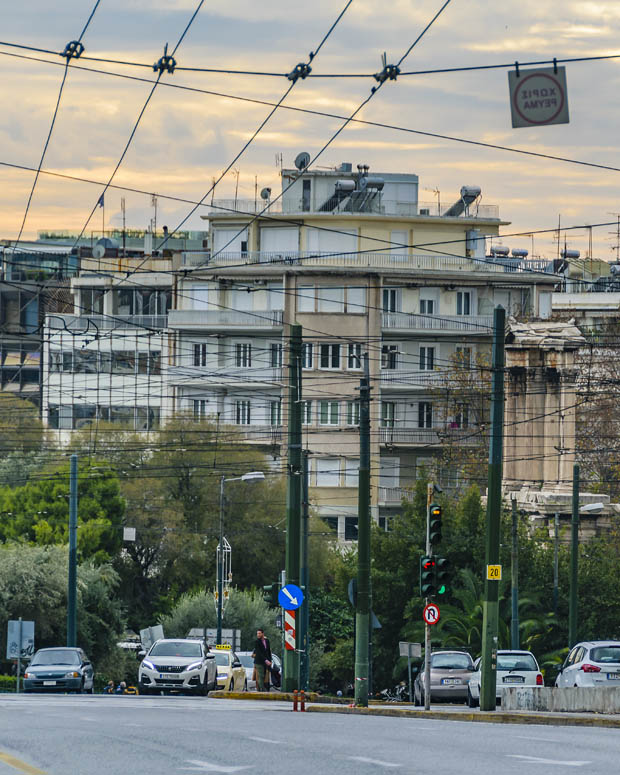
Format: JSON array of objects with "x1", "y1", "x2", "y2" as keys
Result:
[{"x1": 252, "y1": 628, "x2": 272, "y2": 692}]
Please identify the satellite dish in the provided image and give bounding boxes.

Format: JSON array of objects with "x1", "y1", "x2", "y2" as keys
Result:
[
  {"x1": 92, "y1": 244, "x2": 105, "y2": 259},
  {"x1": 295, "y1": 152, "x2": 311, "y2": 171},
  {"x1": 260, "y1": 187, "x2": 272, "y2": 201}
]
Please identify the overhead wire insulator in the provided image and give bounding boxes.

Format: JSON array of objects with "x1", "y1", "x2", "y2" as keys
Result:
[
  {"x1": 153, "y1": 43, "x2": 177, "y2": 74},
  {"x1": 373, "y1": 51, "x2": 400, "y2": 84},
  {"x1": 62, "y1": 41, "x2": 85, "y2": 60},
  {"x1": 287, "y1": 62, "x2": 312, "y2": 83}
]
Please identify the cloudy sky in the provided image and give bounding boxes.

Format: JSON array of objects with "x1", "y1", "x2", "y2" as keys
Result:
[{"x1": 1, "y1": 0, "x2": 619, "y2": 258}]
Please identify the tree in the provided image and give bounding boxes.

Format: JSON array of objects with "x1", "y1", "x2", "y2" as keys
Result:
[{"x1": 0, "y1": 394, "x2": 45, "y2": 456}]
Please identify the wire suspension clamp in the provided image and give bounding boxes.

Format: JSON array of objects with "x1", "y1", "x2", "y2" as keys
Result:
[
  {"x1": 62, "y1": 41, "x2": 85, "y2": 60},
  {"x1": 373, "y1": 52, "x2": 400, "y2": 84},
  {"x1": 153, "y1": 43, "x2": 177, "y2": 74},
  {"x1": 287, "y1": 62, "x2": 312, "y2": 83}
]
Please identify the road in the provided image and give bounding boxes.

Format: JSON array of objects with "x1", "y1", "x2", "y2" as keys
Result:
[{"x1": 0, "y1": 694, "x2": 618, "y2": 774}]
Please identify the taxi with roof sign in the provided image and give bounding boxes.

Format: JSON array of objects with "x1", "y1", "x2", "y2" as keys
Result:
[{"x1": 213, "y1": 645, "x2": 247, "y2": 691}]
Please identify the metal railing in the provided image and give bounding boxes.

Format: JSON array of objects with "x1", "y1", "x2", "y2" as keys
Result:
[
  {"x1": 168, "y1": 309, "x2": 284, "y2": 328},
  {"x1": 382, "y1": 312, "x2": 493, "y2": 332},
  {"x1": 380, "y1": 370, "x2": 446, "y2": 388},
  {"x1": 168, "y1": 366, "x2": 283, "y2": 384},
  {"x1": 239, "y1": 425, "x2": 283, "y2": 443},
  {"x1": 379, "y1": 427, "x2": 441, "y2": 445},
  {"x1": 378, "y1": 486, "x2": 415, "y2": 503},
  {"x1": 48, "y1": 314, "x2": 168, "y2": 331}
]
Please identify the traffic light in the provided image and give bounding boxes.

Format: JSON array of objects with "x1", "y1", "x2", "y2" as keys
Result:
[
  {"x1": 435, "y1": 557, "x2": 449, "y2": 596},
  {"x1": 263, "y1": 583, "x2": 279, "y2": 607},
  {"x1": 419, "y1": 555, "x2": 436, "y2": 597},
  {"x1": 429, "y1": 503, "x2": 442, "y2": 546}
]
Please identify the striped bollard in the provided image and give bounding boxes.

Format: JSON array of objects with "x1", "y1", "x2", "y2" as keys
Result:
[
  {"x1": 300, "y1": 690, "x2": 305, "y2": 712},
  {"x1": 284, "y1": 609, "x2": 296, "y2": 652},
  {"x1": 293, "y1": 689, "x2": 298, "y2": 712}
]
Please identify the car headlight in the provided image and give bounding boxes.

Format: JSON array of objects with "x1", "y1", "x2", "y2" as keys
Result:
[
  {"x1": 65, "y1": 671, "x2": 80, "y2": 678},
  {"x1": 24, "y1": 672, "x2": 35, "y2": 679},
  {"x1": 217, "y1": 673, "x2": 227, "y2": 679},
  {"x1": 185, "y1": 661, "x2": 203, "y2": 672},
  {"x1": 141, "y1": 659, "x2": 155, "y2": 671}
]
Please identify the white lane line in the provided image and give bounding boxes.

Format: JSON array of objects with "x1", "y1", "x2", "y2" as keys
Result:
[
  {"x1": 180, "y1": 761, "x2": 251, "y2": 772},
  {"x1": 513, "y1": 735, "x2": 563, "y2": 743},
  {"x1": 247, "y1": 736, "x2": 281, "y2": 744},
  {"x1": 507, "y1": 755, "x2": 591, "y2": 766},
  {"x1": 348, "y1": 756, "x2": 401, "y2": 768}
]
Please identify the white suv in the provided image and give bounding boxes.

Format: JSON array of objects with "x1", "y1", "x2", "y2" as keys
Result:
[
  {"x1": 555, "y1": 641, "x2": 620, "y2": 688},
  {"x1": 139, "y1": 639, "x2": 216, "y2": 696},
  {"x1": 467, "y1": 650, "x2": 543, "y2": 707}
]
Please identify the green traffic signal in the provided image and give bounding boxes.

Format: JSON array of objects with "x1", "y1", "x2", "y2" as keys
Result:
[
  {"x1": 263, "y1": 583, "x2": 279, "y2": 607},
  {"x1": 419, "y1": 555, "x2": 436, "y2": 597},
  {"x1": 435, "y1": 557, "x2": 449, "y2": 596},
  {"x1": 429, "y1": 503, "x2": 442, "y2": 546}
]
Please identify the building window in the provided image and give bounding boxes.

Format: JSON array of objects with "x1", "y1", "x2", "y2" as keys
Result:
[
  {"x1": 316, "y1": 458, "x2": 340, "y2": 487},
  {"x1": 318, "y1": 287, "x2": 345, "y2": 313},
  {"x1": 302, "y1": 400, "x2": 313, "y2": 425},
  {"x1": 235, "y1": 400, "x2": 251, "y2": 425},
  {"x1": 302, "y1": 179, "x2": 311, "y2": 211},
  {"x1": 302, "y1": 342, "x2": 313, "y2": 370},
  {"x1": 346, "y1": 287, "x2": 366, "y2": 313},
  {"x1": 193, "y1": 400, "x2": 208, "y2": 419},
  {"x1": 457, "y1": 291, "x2": 471, "y2": 316},
  {"x1": 382, "y1": 288, "x2": 400, "y2": 313},
  {"x1": 320, "y1": 343, "x2": 340, "y2": 369},
  {"x1": 381, "y1": 401, "x2": 396, "y2": 428},
  {"x1": 346, "y1": 401, "x2": 360, "y2": 426},
  {"x1": 418, "y1": 402, "x2": 433, "y2": 428},
  {"x1": 347, "y1": 343, "x2": 362, "y2": 370},
  {"x1": 270, "y1": 400, "x2": 282, "y2": 426},
  {"x1": 319, "y1": 401, "x2": 340, "y2": 426},
  {"x1": 452, "y1": 403, "x2": 469, "y2": 429},
  {"x1": 455, "y1": 346, "x2": 472, "y2": 367},
  {"x1": 323, "y1": 516, "x2": 339, "y2": 534},
  {"x1": 81, "y1": 289, "x2": 105, "y2": 315},
  {"x1": 193, "y1": 343, "x2": 207, "y2": 367},
  {"x1": 235, "y1": 343, "x2": 252, "y2": 368},
  {"x1": 270, "y1": 342, "x2": 283, "y2": 368},
  {"x1": 298, "y1": 286, "x2": 315, "y2": 313},
  {"x1": 420, "y1": 298, "x2": 435, "y2": 315},
  {"x1": 345, "y1": 516, "x2": 359, "y2": 541},
  {"x1": 381, "y1": 344, "x2": 399, "y2": 370},
  {"x1": 345, "y1": 459, "x2": 359, "y2": 487},
  {"x1": 419, "y1": 346, "x2": 435, "y2": 371}
]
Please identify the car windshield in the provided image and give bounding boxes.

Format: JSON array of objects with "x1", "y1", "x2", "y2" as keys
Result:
[
  {"x1": 237, "y1": 654, "x2": 254, "y2": 668},
  {"x1": 590, "y1": 646, "x2": 620, "y2": 664},
  {"x1": 497, "y1": 654, "x2": 538, "y2": 671},
  {"x1": 30, "y1": 650, "x2": 80, "y2": 666},
  {"x1": 149, "y1": 641, "x2": 202, "y2": 658},
  {"x1": 432, "y1": 653, "x2": 472, "y2": 670},
  {"x1": 215, "y1": 653, "x2": 230, "y2": 666}
]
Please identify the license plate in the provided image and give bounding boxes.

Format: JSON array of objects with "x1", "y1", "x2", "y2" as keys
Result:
[
  {"x1": 441, "y1": 678, "x2": 462, "y2": 685},
  {"x1": 159, "y1": 674, "x2": 177, "y2": 679},
  {"x1": 607, "y1": 673, "x2": 620, "y2": 680},
  {"x1": 43, "y1": 681, "x2": 57, "y2": 686},
  {"x1": 503, "y1": 676, "x2": 524, "y2": 683}
]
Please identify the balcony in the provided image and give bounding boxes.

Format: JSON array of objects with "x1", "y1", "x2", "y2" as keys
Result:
[
  {"x1": 382, "y1": 312, "x2": 493, "y2": 333},
  {"x1": 239, "y1": 425, "x2": 283, "y2": 444},
  {"x1": 378, "y1": 486, "x2": 415, "y2": 505},
  {"x1": 169, "y1": 366, "x2": 283, "y2": 386},
  {"x1": 380, "y1": 370, "x2": 446, "y2": 389},
  {"x1": 48, "y1": 314, "x2": 168, "y2": 331},
  {"x1": 379, "y1": 426, "x2": 481, "y2": 446},
  {"x1": 168, "y1": 309, "x2": 283, "y2": 330}
]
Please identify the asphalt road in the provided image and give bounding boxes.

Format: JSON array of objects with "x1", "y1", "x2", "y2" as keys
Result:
[{"x1": 0, "y1": 694, "x2": 618, "y2": 774}]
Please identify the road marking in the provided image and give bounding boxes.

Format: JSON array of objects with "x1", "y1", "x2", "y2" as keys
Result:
[
  {"x1": 248, "y1": 736, "x2": 281, "y2": 744},
  {"x1": 0, "y1": 751, "x2": 47, "y2": 775},
  {"x1": 514, "y1": 735, "x2": 562, "y2": 743},
  {"x1": 180, "y1": 761, "x2": 251, "y2": 773},
  {"x1": 347, "y1": 756, "x2": 401, "y2": 768},
  {"x1": 507, "y1": 755, "x2": 590, "y2": 766}
]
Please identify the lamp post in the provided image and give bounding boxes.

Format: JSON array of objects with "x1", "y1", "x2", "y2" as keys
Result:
[{"x1": 217, "y1": 471, "x2": 265, "y2": 645}]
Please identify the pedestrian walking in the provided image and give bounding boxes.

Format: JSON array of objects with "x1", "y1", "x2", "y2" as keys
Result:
[{"x1": 252, "y1": 628, "x2": 272, "y2": 692}]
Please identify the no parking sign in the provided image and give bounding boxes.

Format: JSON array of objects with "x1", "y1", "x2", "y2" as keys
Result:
[{"x1": 508, "y1": 66, "x2": 569, "y2": 128}]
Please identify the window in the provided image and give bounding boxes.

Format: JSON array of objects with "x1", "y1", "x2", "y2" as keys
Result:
[
  {"x1": 346, "y1": 401, "x2": 360, "y2": 426},
  {"x1": 270, "y1": 342, "x2": 283, "y2": 368},
  {"x1": 344, "y1": 517, "x2": 359, "y2": 541},
  {"x1": 270, "y1": 400, "x2": 282, "y2": 426},
  {"x1": 419, "y1": 346, "x2": 435, "y2": 371},
  {"x1": 235, "y1": 400, "x2": 251, "y2": 425},
  {"x1": 298, "y1": 286, "x2": 315, "y2": 313},
  {"x1": 235, "y1": 343, "x2": 252, "y2": 368},
  {"x1": 302, "y1": 179, "x2": 311, "y2": 211},
  {"x1": 418, "y1": 402, "x2": 433, "y2": 428},
  {"x1": 457, "y1": 291, "x2": 471, "y2": 316},
  {"x1": 319, "y1": 401, "x2": 340, "y2": 426},
  {"x1": 301, "y1": 342, "x2": 313, "y2": 370},
  {"x1": 420, "y1": 298, "x2": 435, "y2": 315},
  {"x1": 346, "y1": 287, "x2": 366, "y2": 313},
  {"x1": 347, "y1": 343, "x2": 362, "y2": 369},
  {"x1": 316, "y1": 458, "x2": 340, "y2": 487},
  {"x1": 345, "y1": 459, "x2": 359, "y2": 487},
  {"x1": 193, "y1": 400, "x2": 208, "y2": 419},
  {"x1": 193, "y1": 343, "x2": 207, "y2": 367},
  {"x1": 382, "y1": 288, "x2": 400, "y2": 313},
  {"x1": 320, "y1": 343, "x2": 340, "y2": 369},
  {"x1": 302, "y1": 400, "x2": 313, "y2": 425},
  {"x1": 191, "y1": 286, "x2": 210, "y2": 309},
  {"x1": 112, "y1": 351, "x2": 136, "y2": 374},
  {"x1": 81, "y1": 288, "x2": 105, "y2": 315},
  {"x1": 323, "y1": 516, "x2": 339, "y2": 534},
  {"x1": 455, "y1": 346, "x2": 472, "y2": 368},
  {"x1": 381, "y1": 402, "x2": 396, "y2": 428},
  {"x1": 381, "y1": 344, "x2": 399, "y2": 370},
  {"x1": 453, "y1": 403, "x2": 469, "y2": 429},
  {"x1": 318, "y1": 287, "x2": 344, "y2": 313}
]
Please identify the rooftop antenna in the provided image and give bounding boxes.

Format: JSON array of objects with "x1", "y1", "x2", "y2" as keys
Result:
[
  {"x1": 151, "y1": 194, "x2": 158, "y2": 237},
  {"x1": 275, "y1": 152, "x2": 283, "y2": 169}
]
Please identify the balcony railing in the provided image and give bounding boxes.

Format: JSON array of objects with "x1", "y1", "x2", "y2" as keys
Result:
[
  {"x1": 379, "y1": 426, "x2": 481, "y2": 445},
  {"x1": 239, "y1": 425, "x2": 283, "y2": 444},
  {"x1": 378, "y1": 486, "x2": 415, "y2": 504},
  {"x1": 169, "y1": 366, "x2": 283, "y2": 384},
  {"x1": 48, "y1": 314, "x2": 168, "y2": 331},
  {"x1": 168, "y1": 309, "x2": 284, "y2": 328},
  {"x1": 382, "y1": 312, "x2": 493, "y2": 332},
  {"x1": 380, "y1": 370, "x2": 446, "y2": 388}
]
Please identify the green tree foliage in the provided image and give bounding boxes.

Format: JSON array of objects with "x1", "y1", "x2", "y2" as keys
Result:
[{"x1": 0, "y1": 394, "x2": 45, "y2": 455}]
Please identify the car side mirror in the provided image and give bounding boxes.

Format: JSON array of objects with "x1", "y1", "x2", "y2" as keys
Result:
[
  {"x1": 138, "y1": 650, "x2": 146, "y2": 658},
  {"x1": 206, "y1": 653, "x2": 215, "y2": 660},
  {"x1": 232, "y1": 661, "x2": 241, "y2": 668}
]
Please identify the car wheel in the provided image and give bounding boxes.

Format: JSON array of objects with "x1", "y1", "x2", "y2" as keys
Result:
[{"x1": 467, "y1": 686, "x2": 478, "y2": 708}]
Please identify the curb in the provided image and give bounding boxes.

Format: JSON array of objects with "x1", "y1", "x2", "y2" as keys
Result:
[
  {"x1": 210, "y1": 690, "x2": 320, "y2": 702},
  {"x1": 304, "y1": 704, "x2": 620, "y2": 728}
]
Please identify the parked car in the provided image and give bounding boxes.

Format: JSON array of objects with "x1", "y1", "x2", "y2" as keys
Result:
[
  {"x1": 138, "y1": 638, "x2": 216, "y2": 696},
  {"x1": 413, "y1": 650, "x2": 474, "y2": 705},
  {"x1": 555, "y1": 641, "x2": 620, "y2": 688},
  {"x1": 23, "y1": 647, "x2": 95, "y2": 694},
  {"x1": 213, "y1": 645, "x2": 247, "y2": 691},
  {"x1": 236, "y1": 651, "x2": 282, "y2": 691},
  {"x1": 467, "y1": 650, "x2": 543, "y2": 707}
]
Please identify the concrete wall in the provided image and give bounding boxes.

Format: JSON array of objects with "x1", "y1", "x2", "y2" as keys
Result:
[{"x1": 503, "y1": 687, "x2": 620, "y2": 714}]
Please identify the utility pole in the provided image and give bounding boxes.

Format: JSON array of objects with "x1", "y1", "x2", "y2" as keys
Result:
[
  {"x1": 354, "y1": 353, "x2": 371, "y2": 707},
  {"x1": 569, "y1": 464, "x2": 580, "y2": 647},
  {"x1": 510, "y1": 498, "x2": 519, "y2": 650},
  {"x1": 424, "y1": 482, "x2": 433, "y2": 711},
  {"x1": 67, "y1": 454, "x2": 78, "y2": 647},
  {"x1": 553, "y1": 513, "x2": 560, "y2": 615},
  {"x1": 480, "y1": 306, "x2": 506, "y2": 711},
  {"x1": 299, "y1": 450, "x2": 310, "y2": 691},
  {"x1": 283, "y1": 323, "x2": 302, "y2": 692},
  {"x1": 217, "y1": 474, "x2": 225, "y2": 646}
]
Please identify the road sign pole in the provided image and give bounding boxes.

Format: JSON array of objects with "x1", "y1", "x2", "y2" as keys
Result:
[
  {"x1": 424, "y1": 482, "x2": 432, "y2": 710},
  {"x1": 569, "y1": 464, "x2": 580, "y2": 648},
  {"x1": 299, "y1": 451, "x2": 310, "y2": 692},
  {"x1": 407, "y1": 650, "x2": 413, "y2": 704},
  {"x1": 67, "y1": 454, "x2": 78, "y2": 648},
  {"x1": 16, "y1": 617, "x2": 22, "y2": 694},
  {"x1": 510, "y1": 498, "x2": 519, "y2": 650},
  {"x1": 480, "y1": 306, "x2": 506, "y2": 712}
]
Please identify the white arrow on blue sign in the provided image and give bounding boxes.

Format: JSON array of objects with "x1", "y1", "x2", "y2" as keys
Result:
[{"x1": 278, "y1": 583, "x2": 304, "y2": 610}]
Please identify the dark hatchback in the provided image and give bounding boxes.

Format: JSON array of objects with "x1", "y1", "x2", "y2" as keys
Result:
[{"x1": 23, "y1": 647, "x2": 95, "y2": 693}]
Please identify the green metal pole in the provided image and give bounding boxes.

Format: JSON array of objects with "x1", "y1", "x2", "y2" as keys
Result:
[
  {"x1": 569, "y1": 464, "x2": 580, "y2": 648},
  {"x1": 480, "y1": 306, "x2": 505, "y2": 711},
  {"x1": 217, "y1": 475, "x2": 225, "y2": 645},
  {"x1": 355, "y1": 353, "x2": 371, "y2": 707},
  {"x1": 510, "y1": 498, "x2": 519, "y2": 650},
  {"x1": 67, "y1": 454, "x2": 78, "y2": 647},
  {"x1": 299, "y1": 451, "x2": 310, "y2": 691},
  {"x1": 283, "y1": 323, "x2": 302, "y2": 693}
]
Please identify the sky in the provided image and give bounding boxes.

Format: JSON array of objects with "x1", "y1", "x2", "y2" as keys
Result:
[{"x1": 1, "y1": 0, "x2": 619, "y2": 258}]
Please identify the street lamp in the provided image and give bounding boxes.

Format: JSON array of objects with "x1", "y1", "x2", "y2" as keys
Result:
[{"x1": 217, "y1": 471, "x2": 265, "y2": 645}]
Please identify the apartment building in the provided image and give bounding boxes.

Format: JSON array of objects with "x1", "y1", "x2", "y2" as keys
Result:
[{"x1": 170, "y1": 159, "x2": 557, "y2": 539}]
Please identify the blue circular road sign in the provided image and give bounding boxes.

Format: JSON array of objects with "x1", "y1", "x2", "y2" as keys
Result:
[{"x1": 278, "y1": 583, "x2": 304, "y2": 610}]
